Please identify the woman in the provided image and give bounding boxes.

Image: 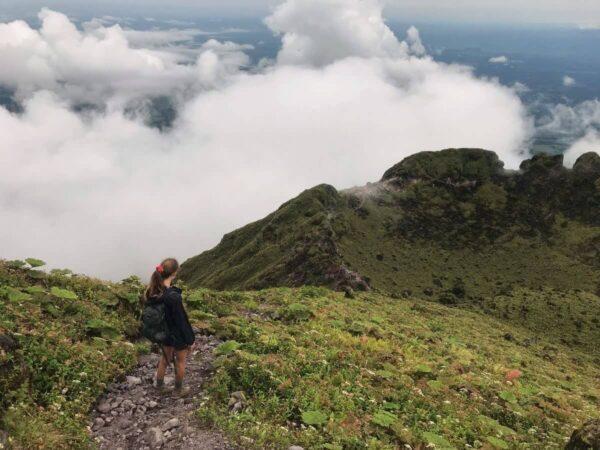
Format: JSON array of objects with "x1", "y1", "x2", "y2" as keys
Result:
[{"x1": 144, "y1": 258, "x2": 195, "y2": 396}]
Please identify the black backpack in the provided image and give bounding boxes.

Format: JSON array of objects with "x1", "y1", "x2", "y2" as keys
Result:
[{"x1": 141, "y1": 300, "x2": 168, "y2": 344}]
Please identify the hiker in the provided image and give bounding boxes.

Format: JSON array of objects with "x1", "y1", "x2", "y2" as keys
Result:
[{"x1": 143, "y1": 258, "x2": 195, "y2": 396}]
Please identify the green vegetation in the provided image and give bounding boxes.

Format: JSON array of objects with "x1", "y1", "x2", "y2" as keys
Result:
[
  {"x1": 186, "y1": 286, "x2": 600, "y2": 449},
  {"x1": 0, "y1": 261, "x2": 146, "y2": 449},
  {"x1": 2, "y1": 149, "x2": 599, "y2": 448},
  {"x1": 179, "y1": 149, "x2": 600, "y2": 299}
]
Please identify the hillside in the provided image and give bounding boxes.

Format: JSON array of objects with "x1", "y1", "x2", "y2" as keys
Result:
[
  {"x1": 179, "y1": 149, "x2": 600, "y2": 298},
  {"x1": 188, "y1": 286, "x2": 600, "y2": 449},
  {"x1": 179, "y1": 150, "x2": 600, "y2": 344},
  {"x1": 0, "y1": 260, "x2": 145, "y2": 448},
  {"x1": 2, "y1": 261, "x2": 599, "y2": 448}
]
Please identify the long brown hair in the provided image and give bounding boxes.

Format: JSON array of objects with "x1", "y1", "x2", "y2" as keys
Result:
[{"x1": 145, "y1": 258, "x2": 179, "y2": 300}]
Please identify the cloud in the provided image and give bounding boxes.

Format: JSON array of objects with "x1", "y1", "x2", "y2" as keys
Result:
[
  {"x1": 564, "y1": 131, "x2": 600, "y2": 167},
  {"x1": 265, "y1": 0, "x2": 412, "y2": 66},
  {"x1": 577, "y1": 23, "x2": 600, "y2": 30},
  {"x1": 538, "y1": 99, "x2": 600, "y2": 137},
  {"x1": 554, "y1": 100, "x2": 600, "y2": 167},
  {"x1": 0, "y1": 9, "x2": 252, "y2": 106},
  {"x1": 489, "y1": 55, "x2": 509, "y2": 64},
  {"x1": 563, "y1": 75, "x2": 576, "y2": 87},
  {"x1": 0, "y1": 0, "x2": 532, "y2": 280},
  {"x1": 511, "y1": 82, "x2": 530, "y2": 94}
]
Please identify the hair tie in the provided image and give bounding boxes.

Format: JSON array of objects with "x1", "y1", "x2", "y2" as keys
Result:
[{"x1": 156, "y1": 264, "x2": 164, "y2": 273}]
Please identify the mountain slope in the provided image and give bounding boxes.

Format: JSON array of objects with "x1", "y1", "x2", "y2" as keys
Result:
[
  {"x1": 0, "y1": 260, "x2": 144, "y2": 449},
  {"x1": 188, "y1": 286, "x2": 600, "y2": 449},
  {"x1": 179, "y1": 148, "x2": 600, "y2": 299}
]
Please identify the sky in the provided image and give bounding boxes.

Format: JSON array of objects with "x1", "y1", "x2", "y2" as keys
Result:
[
  {"x1": 2, "y1": 0, "x2": 600, "y2": 26},
  {"x1": 0, "y1": 0, "x2": 598, "y2": 280}
]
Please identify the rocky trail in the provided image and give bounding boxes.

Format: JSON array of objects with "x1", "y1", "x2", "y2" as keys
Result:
[{"x1": 89, "y1": 333, "x2": 236, "y2": 450}]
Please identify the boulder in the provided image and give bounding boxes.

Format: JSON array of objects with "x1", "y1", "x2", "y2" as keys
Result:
[
  {"x1": 97, "y1": 400, "x2": 112, "y2": 414},
  {"x1": 146, "y1": 427, "x2": 164, "y2": 449},
  {"x1": 565, "y1": 419, "x2": 600, "y2": 449},
  {"x1": 0, "y1": 334, "x2": 17, "y2": 350},
  {"x1": 161, "y1": 418, "x2": 180, "y2": 432},
  {"x1": 573, "y1": 152, "x2": 600, "y2": 178},
  {"x1": 382, "y1": 148, "x2": 504, "y2": 182},
  {"x1": 126, "y1": 376, "x2": 142, "y2": 387}
]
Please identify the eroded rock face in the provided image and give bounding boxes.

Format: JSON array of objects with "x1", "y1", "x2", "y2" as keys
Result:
[{"x1": 565, "y1": 419, "x2": 600, "y2": 450}]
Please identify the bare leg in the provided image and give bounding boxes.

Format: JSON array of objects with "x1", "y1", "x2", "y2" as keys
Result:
[
  {"x1": 156, "y1": 346, "x2": 174, "y2": 386},
  {"x1": 174, "y1": 347, "x2": 189, "y2": 390}
]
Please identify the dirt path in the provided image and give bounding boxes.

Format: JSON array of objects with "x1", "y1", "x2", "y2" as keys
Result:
[{"x1": 89, "y1": 333, "x2": 235, "y2": 449}]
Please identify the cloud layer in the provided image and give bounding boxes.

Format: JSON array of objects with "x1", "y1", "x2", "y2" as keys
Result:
[{"x1": 0, "y1": 0, "x2": 539, "y2": 279}]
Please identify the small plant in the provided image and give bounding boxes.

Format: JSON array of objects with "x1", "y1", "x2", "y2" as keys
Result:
[
  {"x1": 6, "y1": 260, "x2": 27, "y2": 269},
  {"x1": 214, "y1": 340, "x2": 241, "y2": 356},
  {"x1": 50, "y1": 286, "x2": 78, "y2": 300},
  {"x1": 371, "y1": 410, "x2": 398, "y2": 428},
  {"x1": 278, "y1": 303, "x2": 313, "y2": 322},
  {"x1": 25, "y1": 258, "x2": 46, "y2": 268},
  {"x1": 85, "y1": 319, "x2": 120, "y2": 340},
  {"x1": 301, "y1": 410, "x2": 328, "y2": 426}
]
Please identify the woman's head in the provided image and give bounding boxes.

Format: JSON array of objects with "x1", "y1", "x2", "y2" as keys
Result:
[{"x1": 145, "y1": 258, "x2": 179, "y2": 300}]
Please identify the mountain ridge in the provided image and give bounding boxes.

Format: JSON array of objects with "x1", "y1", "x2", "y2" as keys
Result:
[{"x1": 179, "y1": 148, "x2": 600, "y2": 299}]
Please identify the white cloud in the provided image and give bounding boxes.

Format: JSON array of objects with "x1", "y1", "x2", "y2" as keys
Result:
[
  {"x1": 511, "y1": 82, "x2": 530, "y2": 94},
  {"x1": 0, "y1": 0, "x2": 533, "y2": 279},
  {"x1": 564, "y1": 131, "x2": 600, "y2": 167},
  {"x1": 554, "y1": 100, "x2": 600, "y2": 167},
  {"x1": 489, "y1": 55, "x2": 508, "y2": 64},
  {"x1": 577, "y1": 23, "x2": 600, "y2": 30},
  {"x1": 538, "y1": 99, "x2": 600, "y2": 137},
  {"x1": 265, "y1": 0, "x2": 412, "y2": 66},
  {"x1": 563, "y1": 75, "x2": 576, "y2": 87}
]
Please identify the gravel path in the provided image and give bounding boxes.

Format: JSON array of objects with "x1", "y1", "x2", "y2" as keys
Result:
[{"x1": 89, "y1": 334, "x2": 235, "y2": 450}]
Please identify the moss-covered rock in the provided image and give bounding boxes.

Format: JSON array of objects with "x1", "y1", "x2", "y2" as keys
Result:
[{"x1": 381, "y1": 148, "x2": 504, "y2": 182}]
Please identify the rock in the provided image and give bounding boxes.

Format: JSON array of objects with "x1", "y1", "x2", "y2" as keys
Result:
[
  {"x1": 122, "y1": 399, "x2": 135, "y2": 410},
  {"x1": 565, "y1": 419, "x2": 600, "y2": 449},
  {"x1": 0, "y1": 430, "x2": 9, "y2": 448},
  {"x1": 161, "y1": 418, "x2": 180, "y2": 432},
  {"x1": 228, "y1": 391, "x2": 247, "y2": 412},
  {"x1": 126, "y1": 376, "x2": 142, "y2": 387},
  {"x1": 289, "y1": 446, "x2": 305, "y2": 450},
  {"x1": 147, "y1": 400, "x2": 158, "y2": 409},
  {"x1": 116, "y1": 417, "x2": 133, "y2": 430},
  {"x1": 146, "y1": 427, "x2": 164, "y2": 449},
  {"x1": 573, "y1": 152, "x2": 600, "y2": 178},
  {"x1": 0, "y1": 334, "x2": 18, "y2": 352},
  {"x1": 343, "y1": 286, "x2": 355, "y2": 299},
  {"x1": 382, "y1": 148, "x2": 504, "y2": 182},
  {"x1": 97, "y1": 400, "x2": 112, "y2": 414},
  {"x1": 93, "y1": 417, "x2": 105, "y2": 429},
  {"x1": 230, "y1": 391, "x2": 246, "y2": 401}
]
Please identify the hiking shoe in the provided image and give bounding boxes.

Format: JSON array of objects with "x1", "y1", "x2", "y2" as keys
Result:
[{"x1": 173, "y1": 386, "x2": 191, "y2": 398}]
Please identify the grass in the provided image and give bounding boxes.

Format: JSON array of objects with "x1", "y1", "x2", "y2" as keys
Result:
[
  {"x1": 0, "y1": 261, "x2": 146, "y2": 449},
  {"x1": 184, "y1": 286, "x2": 600, "y2": 449}
]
